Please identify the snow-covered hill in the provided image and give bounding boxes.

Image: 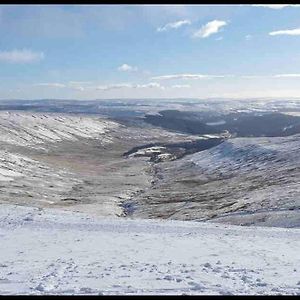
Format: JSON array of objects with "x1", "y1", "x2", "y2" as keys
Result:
[
  {"x1": 189, "y1": 135, "x2": 300, "y2": 226},
  {"x1": 0, "y1": 112, "x2": 130, "y2": 217},
  {"x1": 0, "y1": 111, "x2": 119, "y2": 148},
  {"x1": 190, "y1": 134, "x2": 300, "y2": 174},
  {"x1": 133, "y1": 134, "x2": 300, "y2": 227},
  {"x1": 0, "y1": 204, "x2": 299, "y2": 295}
]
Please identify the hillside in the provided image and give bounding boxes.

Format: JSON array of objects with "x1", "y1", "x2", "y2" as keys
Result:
[{"x1": 132, "y1": 134, "x2": 300, "y2": 227}]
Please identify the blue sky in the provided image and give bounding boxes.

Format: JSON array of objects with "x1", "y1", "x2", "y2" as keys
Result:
[{"x1": 1, "y1": 4, "x2": 300, "y2": 100}]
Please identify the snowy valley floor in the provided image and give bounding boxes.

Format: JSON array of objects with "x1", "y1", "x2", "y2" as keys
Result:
[{"x1": 0, "y1": 204, "x2": 300, "y2": 295}]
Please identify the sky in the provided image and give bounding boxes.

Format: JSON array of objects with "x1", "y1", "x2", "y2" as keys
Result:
[{"x1": 1, "y1": 4, "x2": 300, "y2": 100}]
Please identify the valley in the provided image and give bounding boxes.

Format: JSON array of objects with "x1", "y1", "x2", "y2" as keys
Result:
[{"x1": 0, "y1": 98, "x2": 299, "y2": 227}]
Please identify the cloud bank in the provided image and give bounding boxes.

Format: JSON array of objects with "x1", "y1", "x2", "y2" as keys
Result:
[
  {"x1": 274, "y1": 74, "x2": 300, "y2": 78},
  {"x1": 34, "y1": 83, "x2": 65, "y2": 88},
  {"x1": 253, "y1": 5, "x2": 299, "y2": 9},
  {"x1": 96, "y1": 82, "x2": 163, "y2": 91},
  {"x1": 151, "y1": 73, "x2": 228, "y2": 80},
  {"x1": 0, "y1": 49, "x2": 44, "y2": 63}
]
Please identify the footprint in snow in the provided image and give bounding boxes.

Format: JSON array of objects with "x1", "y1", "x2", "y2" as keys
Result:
[
  {"x1": 163, "y1": 275, "x2": 174, "y2": 281},
  {"x1": 188, "y1": 281, "x2": 205, "y2": 291},
  {"x1": 203, "y1": 263, "x2": 212, "y2": 268}
]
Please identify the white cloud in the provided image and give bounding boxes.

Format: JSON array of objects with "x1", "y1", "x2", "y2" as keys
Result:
[
  {"x1": 0, "y1": 49, "x2": 44, "y2": 63},
  {"x1": 239, "y1": 74, "x2": 300, "y2": 79},
  {"x1": 34, "y1": 81, "x2": 163, "y2": 92},
  {"x1": 193, "y1": 20, "x2": 227, "y2": 39},
  {"x1": 245, "y1": 34, "x2": 252, "y2": 40},
  {"x1": 240, "y1": 75, "x2": 265, "y2": 79},
  {"x1": 273, "y1": 74, "x2": 300, "y2": 78},
  {"x1": 171, "y1": 84, "x2": 191, "y2": 88},
  {"x1": 118, "y1": 64, "x2": 138, "y2": 72},
  {"x1": 96, "y1": 82, "x2": 163, "y2": 91},
  {"x1": 72, "y1": 86, "x2": 85, "y2": 91},
  {"x1": 252, "y1": 5, "x2": 299, "y2": 9},
  {"x1": 34, "y1": 81, "x2": 88, "y2": 91},
  {"x1": 151, "y1": 73, "x2": 228, "y2": 81},
  {"x1": 34, "y1": 83, "x2": 65, "y2": 88},
  {"x1": 135, "y1": 82, "x2": 163, "y2": 89},
  {"x1": 68, "y1": 81, "x2": 92, "y2": 85},
  {"x1": 68, "y1": 81, "x2": 91, "y2": 91},
  {"x1": 66, "y1": 81, "x2": 92, "y2": 91},
  {"x1": 157, "y1": 19, "x2": 191, "y2": 32},
  {"x1": 237, "y1": 74, "x2": 300, "y2": 79},
  {"x1": 96, "y1": 83, "x2": 132, "y2": 91},
  {"x1": 269, "y1": 28, "x2": 300, "y2": 36}
]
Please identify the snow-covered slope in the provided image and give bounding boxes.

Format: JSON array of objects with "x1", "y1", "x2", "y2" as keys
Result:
[
  {"x1": 0, "y1": 151, "x2": 34, "y2": 181},
  {"x1": 188, "y1": 134, "x2": 300, "y2": 204},
  {"x1": 0, "y1": 111, "x2": 132, "y2": 216},
  {"x1": 0, "y1": 204, "x2": 299, "y2": 295},
  {"x1": 0, "y1": 150, "x2": 77, "y2": 184},
  {"x1": 133, "y1": 134, "x2": 300, "y2": 226},
  {"x1": 190, "y1": 134, "x2": 300, "y2": 174},
  {"x1": 189, "y1": 135, "x2": 300, "y2": 225},
  {"x1": 0, "y1": 111, "x2": 119, "y2": 148}
]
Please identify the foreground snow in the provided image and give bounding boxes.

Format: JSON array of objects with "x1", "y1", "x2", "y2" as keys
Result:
[{"x1": 0, "y1": 204, "x2": 299, "y2": 295}]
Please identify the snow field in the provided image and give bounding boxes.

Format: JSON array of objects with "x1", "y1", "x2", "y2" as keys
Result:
[{"x1": 0, "y1": 204, "x2": 299, "y2": 295}]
